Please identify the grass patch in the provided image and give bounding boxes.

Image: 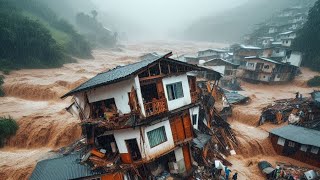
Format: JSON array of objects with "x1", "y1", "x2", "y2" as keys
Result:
[
  {"x1": 307, "y1": 76, "x2": 320, "y2": 87},
  {"x1": 0, "y1": 116, "x2": 19, "y2": 147}
]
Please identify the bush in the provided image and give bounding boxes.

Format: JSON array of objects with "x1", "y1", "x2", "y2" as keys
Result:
[
  {"x1": 0, "y1": 116, "x2": 19, "y2": 147},
  {"x1": 307, "y1": 76, "x2": 320, "y2": 87}
]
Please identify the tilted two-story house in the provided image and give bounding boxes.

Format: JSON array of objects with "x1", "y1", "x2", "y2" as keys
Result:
[
  {"x1": 240, "y1": 56, "x2": 297, "y2": 83},
  {"x1": 31, "y1": 52, "x2": 221, "y2": 180}
]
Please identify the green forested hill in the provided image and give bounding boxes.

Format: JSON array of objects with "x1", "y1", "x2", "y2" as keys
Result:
[
  {"x1": 293, "y1": 0, "x2": 320, "y2": 71},
  {"x1": 0, "y1": 0, "x2": 92, "y2": 71}
]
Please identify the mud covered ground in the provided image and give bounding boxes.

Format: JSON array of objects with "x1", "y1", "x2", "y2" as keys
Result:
[{"x1": 0, "y1": 41, "x2": 319, "y2": 180}]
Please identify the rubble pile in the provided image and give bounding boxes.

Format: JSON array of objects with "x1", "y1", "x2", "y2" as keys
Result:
[{"x1": 259, "y1": 92, "x2": 320, "y2": 130}]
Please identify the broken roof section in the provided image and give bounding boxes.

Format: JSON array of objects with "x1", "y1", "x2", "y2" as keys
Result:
[
  {"x1": 270, "y1": 125, "x2": 320, "y2": 147},
  {"x1": 30, "y1": 152, "x2": 102, "y2": 180},
  {"x1": 62, "y1": 52, "x2": 221, "y2": 98}
]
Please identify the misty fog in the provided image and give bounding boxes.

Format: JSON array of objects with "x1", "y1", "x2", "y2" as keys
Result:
[{"x1": 92, "y1": 0, "x2": 248, "y2": 40}]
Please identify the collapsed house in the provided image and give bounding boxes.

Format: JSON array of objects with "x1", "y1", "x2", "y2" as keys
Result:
[
  {"x1": 270, "y1": 125, "x2": 320, "y2": 167},
  {"x1": 30, "y1": 52, "x2": 238, "y2": 179},
  {"x1": 202, "y1": 58, "x2": 241, "y2": 90},
  {"x1": 259, "y1": 92, "x2": 320, "y2": 129},
  {"x1": 240, "y1": 56, "x2": 298, "y2": 83}
]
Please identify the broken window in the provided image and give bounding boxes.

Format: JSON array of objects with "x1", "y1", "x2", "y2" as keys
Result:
[
  {"x1": 141, "y1": 83, "x2": 159, "y2": 103},
  {"x1": 277, "y1": 137, "x2": 285, "y2": 146},
  {"x1": 192, "y1": 114, "x2": 197, "y2": 125},
  {"x1": 147, "y1": 126, "x2": 167, "y2": 148},
  {"x1": 300, "y1": 145, "x2": 308, "y2": 152},
  {"x1": 288, "y1": 141, "x2": 295, "y2": 147},
  {"x1": 166, "y1": 82, "x2": 184, "y2": 101},
  {"x1": 311, "y1": 146, "x2": 319, "y2": 154},
  {"x1": 91, "y1": 98, "x2": 117, "y2": 119}
]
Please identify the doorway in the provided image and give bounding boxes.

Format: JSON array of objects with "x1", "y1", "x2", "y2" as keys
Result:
[{"x1": 125, "y1": 139, "x2": 142, "y2": 161}]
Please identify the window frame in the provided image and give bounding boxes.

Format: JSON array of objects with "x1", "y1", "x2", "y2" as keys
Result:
[
  {"x1": 277, "y1": 137, "x2": 285, "y2": 146},
  {"x1": 147, "y1": 126, "x2": 168, "y2": 148},
  {"x1": 288, "y1": 141, "x2": 295, "y2": 147},
  {"x1": 166, "y1": 81, "x2": 184, "y2": 101},
  {"x1": 311, "y1": 146, "x2": 319, "y2": 154},
  {"x1": 300, "y1": 145, "x2": 308, "y2": 152},
  {"x1": 192, "y1": 114, "x2": 197, "y2": 125}
]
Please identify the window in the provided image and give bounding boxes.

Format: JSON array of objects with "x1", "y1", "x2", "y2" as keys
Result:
[
  {"x1": 192, "y1": 114, "x2": 197, "y2": 125},
  {"x1": 247, "y1": 63, "x2": 254, "y2": 67},
  {"x1": 277, "y1": 137, "x2": 285, "y2": 146},
  {"x1": 264, "y1": 65, "x2": 270, "y2": 69},
  {"x1": 300, "y1": 145, "x2": 308, "y2": 152},
  {"x1": 275, "y1": 49, "x2": 280, "y2": 53},
  {"x1": 288, "y1": 141, "x2": 295, "y2": 147},
  {"x1": 166, "y1": 82, "x2": 184, "y2": 101},
  {"x1": 147, "y1": 126, "x2": 167, "y2": 148},
  {"x1": 311, "y1": 146, "x2": 319, "y2": 154}
]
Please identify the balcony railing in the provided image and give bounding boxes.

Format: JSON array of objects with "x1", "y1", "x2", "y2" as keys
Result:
[
  {"x1": 191, "y1": 91, "x2": 199, "y2": 103},
  {"x1": 144, "y1": 98, "x2": 168, "y2": 117}
]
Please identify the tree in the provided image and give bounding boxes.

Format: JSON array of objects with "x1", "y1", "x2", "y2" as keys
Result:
[
  {"x1": 91, "y1": 10, "x2": 98, "y2": 19},
  {"x1": 293, "y1": 0, "x2": 320, "y2": 71},
  {"x1": 0, "y1": 116, "x2": 19, "y2": 147}
]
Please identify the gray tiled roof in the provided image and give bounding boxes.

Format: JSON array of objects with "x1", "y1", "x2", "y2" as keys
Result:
[
  {"x1": 62, "y1": 53, "x2": 167, "y2": 98},
  {"x1": 62, "y1": 52, "x2": 221, "y2": 98},
  {"x1": 270, "y1": 125, "x2": 320, "y2": 147},
  {"x1": 30, "y1": 152, "x2": 102, "y2": 180}
]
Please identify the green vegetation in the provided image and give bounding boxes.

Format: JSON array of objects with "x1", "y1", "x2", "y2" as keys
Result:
[
  {"x1": 0, "y1": 116, "x2": 19, "y2": 147},
  {"x1": 307, "y1": 76, "x2": 320, "y2": 87},
  {"x1": 0, "y1": 0, "x2": 92, "y2": 72},
  {"x1": 293, "y1": 0, "x2": 320, "y2": 71},
  {"x1": 76, "y1": 12, "x2": 117, "y2": 48}
]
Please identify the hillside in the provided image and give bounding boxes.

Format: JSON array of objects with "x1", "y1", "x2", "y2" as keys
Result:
[
  {"x1": 38, "y1": 0, "x2": 117, "y2": 48},
  {"x1": 183, "y1": 0, "x2": 307, "y2": 43},
  {"x1": 293, "y1": 0, "x2": 320, "y2": 71},
  {"x1": 0, "y1": 0, "x2": 92, "y2": 72}
]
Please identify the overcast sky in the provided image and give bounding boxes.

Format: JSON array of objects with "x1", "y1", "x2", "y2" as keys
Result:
[{"x1": 92, "y1": 0, "x2": 249, "y2": 39}]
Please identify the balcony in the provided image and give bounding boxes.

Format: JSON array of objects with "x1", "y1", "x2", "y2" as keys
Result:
[
  {"x1": 191, "y1": 91, "x2": 199, "y2": 103},
  {"x1": 144, "y1": 98, "x2": 168, "y2": 117}
]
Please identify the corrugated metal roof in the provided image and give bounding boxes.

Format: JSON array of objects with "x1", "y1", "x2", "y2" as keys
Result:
[
  {"x1": 270, "y1": 125, "x2": 320, "y2": 147},
  {"x1": 62, "y1": 53, "x2": 169, "y2": 98},
  {"x1": 30, "y1": 152, "x2": 102, "y2": 180},
  {"x1": 192, "y1": 130, "x2": 211, "y2": 149}
]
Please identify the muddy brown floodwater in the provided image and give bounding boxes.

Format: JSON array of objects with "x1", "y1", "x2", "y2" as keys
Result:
[{"x1": 0, "y1": 41, "x2": 319, "y2": 180}]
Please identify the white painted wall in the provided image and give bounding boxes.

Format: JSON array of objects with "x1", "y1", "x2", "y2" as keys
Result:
[
  {"x1": 134, "y1": 76, "x2": 146, "y2": 117},
  {"x1": 189, "y1": 106, "x2": 200, "y2": 129},
  {"x1": 86, "y1": 77, "x2": 145, "y2": 116},
  {"x1": 74, "y1": 92, "x2": 90, "y2": 119},
  {"x1": 113, "y1": 119, "x2": 175, "y2": 161},
  {"x1": 282, "y1": 40, "x2": 292, "y2": 47},
  {"x1": 144, "y1": 119, "x2": 175, "y2": 160},
  {"x1": 285, "y1": 52, "x2": 302, "y2": 67},
  {"x1": 162, "y1": 74, "x2": 192, "y2": 111},
  {"x1": 246, "y1": 62, "x2": 256, "y2": 71},
  {"x1": 87, "y1": 79, "x2": 134, "y2": 114},
  {"x1": 259, "y1": 74, "x2": 270, "y2": 82},
  {"x1": 174, "y1": 147, "x2": 186, "y2": 173}
]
